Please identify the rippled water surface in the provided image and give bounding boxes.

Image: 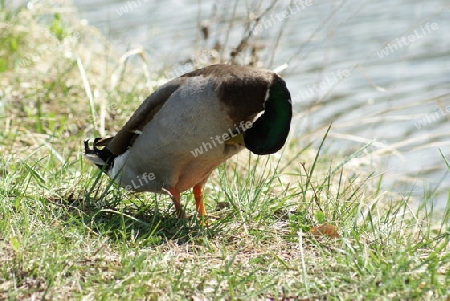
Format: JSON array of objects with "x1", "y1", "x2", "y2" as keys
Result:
[{"x1": 71, "y1": 0, "x2": 449, "y2": 206}]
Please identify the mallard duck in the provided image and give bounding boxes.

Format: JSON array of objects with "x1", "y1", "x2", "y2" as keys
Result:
[{"x1": 84, "y1": 64, "x2": 292, "y2": 219}]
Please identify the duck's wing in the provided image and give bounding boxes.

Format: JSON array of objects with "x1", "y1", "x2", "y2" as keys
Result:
[
  {"x1": 84, "y1": 77, "x2": 188, "y2": 166},
  {"x1": 106, "y1": 78, "x2": 188, "y2": 155}
]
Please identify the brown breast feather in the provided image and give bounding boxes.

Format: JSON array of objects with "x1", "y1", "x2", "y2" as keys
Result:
[{"x1": 182, "y1": 64, "x2": 274, "y2": 123}]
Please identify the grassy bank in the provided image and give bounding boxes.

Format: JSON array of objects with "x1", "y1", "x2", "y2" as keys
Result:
[{"x1": 0, "y1": 2, "x2": 449, "y2": 300}]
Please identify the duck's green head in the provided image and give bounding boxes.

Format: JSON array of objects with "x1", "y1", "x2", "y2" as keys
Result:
[{"x1": 244, "y1": 76, "x2": 292, "y2": 155}]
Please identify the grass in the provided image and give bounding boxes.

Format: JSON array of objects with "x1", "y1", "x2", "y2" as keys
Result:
[{"x1": 1, "y1": 2, "x2": 449, "y2": 300}]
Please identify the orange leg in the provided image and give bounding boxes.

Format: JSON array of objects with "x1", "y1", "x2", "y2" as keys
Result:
[
  {"x1": 168, "y1": 188, "x2": 184, "y2": 218},
  {"x1": 193, "y1": 184, "x2": 207, "y2": 217}
]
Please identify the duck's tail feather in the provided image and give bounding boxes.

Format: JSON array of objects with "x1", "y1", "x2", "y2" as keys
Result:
[{"x1": 84, "y1": 138, "x2": 117, "y2": 169}]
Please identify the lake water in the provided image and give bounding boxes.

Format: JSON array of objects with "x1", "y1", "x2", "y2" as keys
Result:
[{"x1": 71, "y1": 0, "x2": 449, "y2": 207}]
